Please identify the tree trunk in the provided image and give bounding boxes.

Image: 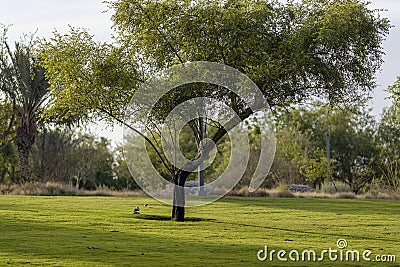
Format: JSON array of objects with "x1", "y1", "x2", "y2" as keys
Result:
[
  {"x1": 14, "y1": 125, "x2": 35, "y2": 184},
  {"x1": 172, "y1": 186, "x2": 185, "y2": 221},
  {"x1": 171, "y1": 173, "x2": 189, "y2": 221},
  {"x1": 16, "y1": 144, "x2": 30, "y2": 184},
  {"x1": 75, "y1": 174, "x2": 81, "y2": 190},
  {"x1": 170, "y1": 125, "x2": 234, "y2": 221}
]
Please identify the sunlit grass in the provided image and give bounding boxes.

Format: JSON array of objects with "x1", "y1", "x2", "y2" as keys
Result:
[{"x1": 0, "y1": 196, "x2": 399, "y2": 266}]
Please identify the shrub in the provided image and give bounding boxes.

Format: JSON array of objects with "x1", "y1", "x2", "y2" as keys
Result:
[
  {"x1": 269, "y1": 184, "x2": 295, "y2": 198},
  {"x1": 317, "y1": 181, "x2": 352, "y2": 194},
  {"x1": 335, "y1": 192, "x2": 356, "y2": 199},
  {"x1": 361, "y1": 192, "x2": 378, "y2": 199}
]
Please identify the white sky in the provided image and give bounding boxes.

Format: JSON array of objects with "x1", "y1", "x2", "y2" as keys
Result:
[{"x1": 1, "y1": 0, "x2": 399, "y2": 144}]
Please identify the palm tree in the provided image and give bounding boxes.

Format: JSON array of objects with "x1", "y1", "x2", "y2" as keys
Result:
[{"x1": 0, "y1": 29, "x2": 49, "y2": 183}]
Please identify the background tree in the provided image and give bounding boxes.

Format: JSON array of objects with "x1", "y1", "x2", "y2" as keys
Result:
[
  {"x1": 0, "y1": 101, "x2": 18, "y2": 183},
  {"x1": 112, "y1": 146, "x2": 140, "y2": 191},
  {"x1": 0, "y1": 98, "x2": 15, "y2": 150},
  {"x1": 40, "y1": 0, "x2": 390, "y2": 221},
  {"x1": 376, "y1": 106, "x2": 400, "y2": 192},
  {"x1": 30, "y1": 128, "x2": 73, "y2": 184},
  {"x1": 30, "y1": 128, "x2": 115, "y2": 190},
  {"x1": 0, "y1": 26, "x2": 50, "y2": 183},
  {"x1": 269, "y1": 124, "x2": 326, "y2": 187},
  {"x1": 328, "y1": 107, "x2": 378, "y2": 193},
  {"x1": 273, "y1": 103, "x2": 378, "y2": 193},
  {"x1": 387, "y1": 76, "x2": 400, "y2": 118},
  {"x1": 375, "y1": 80, "x2": 400, "y2": 193}
]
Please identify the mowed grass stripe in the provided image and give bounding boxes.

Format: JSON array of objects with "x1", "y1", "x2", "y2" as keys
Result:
[{"x1": 0, "y1": 196, "x2": 399, "y2": 266}]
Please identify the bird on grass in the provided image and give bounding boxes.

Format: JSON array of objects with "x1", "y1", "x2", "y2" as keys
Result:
[{"x1": 133, "y1": 206, "x2": 140, "y2": 214}]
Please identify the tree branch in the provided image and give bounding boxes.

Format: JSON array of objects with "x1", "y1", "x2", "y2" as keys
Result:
[
  {"x1": 133, "y1": 2, "x2": 185, "y2": 66},
  {"x1": 98, "y1": 107, "x2": 174, "y2": 176}
]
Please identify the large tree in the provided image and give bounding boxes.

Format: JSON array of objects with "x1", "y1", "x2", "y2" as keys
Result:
[
  {"x1": 0, "y1": 27, "x2": 50, "y2": 183},
  {"x1": 40, "y1": 0, "x2": 390, "y2": 221}
]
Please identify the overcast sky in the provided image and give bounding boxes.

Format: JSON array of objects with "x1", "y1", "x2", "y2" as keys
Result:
[{"x1": 1, "y1": 0, "x2": 399, "y2": 142}]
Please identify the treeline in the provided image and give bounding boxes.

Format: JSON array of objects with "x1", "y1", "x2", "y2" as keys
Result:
[
  {"x1": 1, "y1": 101, "x2": 399, "y2": 193},
  {"x1": 0, "y1": 128, "x2": 137, "y2": 191},
  {"x1": 269, "y1": 103, "x2": 399, "y2": 193},
  {"x1": 179, "y1": 102, "x2": 399, "y2": 194}
]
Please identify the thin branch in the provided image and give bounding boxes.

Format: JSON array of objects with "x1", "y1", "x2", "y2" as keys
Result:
[
  {"x1": 98, "y1": 107, "x2": 174, "y2": 175},
  {"x1": 134, "y1": 2, "x2": 185, "y2": 66},
  {"x1": 188, "y1": 120, "x2": 200, "y2": 145},
  {"x1": 162, "y1": 119, "x2": 178, "y2": 167},
  {"x1": 144, "y1": 122, "x2": 164, "y2": 157}
]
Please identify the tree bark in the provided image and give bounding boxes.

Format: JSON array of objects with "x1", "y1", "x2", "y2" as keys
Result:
[
  {"x1": 14, "y1": 125, "x2": 35, "y2": 184},
  {"x1": 171, "y1": 172, "x2": 190, "y2": 221},
  {"x1": 16, "y1": 143, "x2": 30, "y2": 184}
]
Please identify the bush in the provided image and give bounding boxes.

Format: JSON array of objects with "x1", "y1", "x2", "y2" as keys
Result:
[
  {"x1": 250, "y1": 188, "x2": 270, "y2": 197},
  {"x1": 362, "y1": 192, "x2": 378, "y2": 199},
  {"x1": 335, "y1": 192, "x2": 356, "y2": 199},
  {"x1": 226, "y1": 187, "x2": 249, "y2": 197},
  {"x1": 0, "y1": 182, "x2": 79, "y2": 196},
  {"x1": 0, "y1": 182, "x2": 148, "y2": 196},
  {"x1": 44, "y1": 182, "x2": 78, "y2": 196},
  {"x1": 268, "y1": 184, "x2": 295, "y2": 198},
  {"x1": 317, "y1": 181, "x2": 352, "y2": 194},
  {"x1": 225, "y1": 185, "x2": 294, "y2": 198}
]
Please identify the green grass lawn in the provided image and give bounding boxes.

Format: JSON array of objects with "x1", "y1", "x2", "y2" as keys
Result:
[{"x1": 0, "y1": 196, "x2": 399, "y2": 266}]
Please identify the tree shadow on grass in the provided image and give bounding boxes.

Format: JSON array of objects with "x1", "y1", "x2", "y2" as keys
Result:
[{"x1": 132, "y1": 214, "x2": 216, "y2": 222}]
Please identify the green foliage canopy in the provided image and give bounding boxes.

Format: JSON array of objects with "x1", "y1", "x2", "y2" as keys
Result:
[{"x1": 40, "y1": 0, "x2": 390, "y2": 124}]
